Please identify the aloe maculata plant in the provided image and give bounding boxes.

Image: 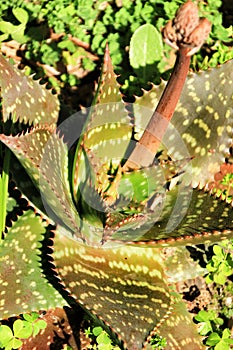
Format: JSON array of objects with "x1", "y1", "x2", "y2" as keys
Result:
[{"x1": 0, "y1": 1, "x2": 233, "y2": 349}]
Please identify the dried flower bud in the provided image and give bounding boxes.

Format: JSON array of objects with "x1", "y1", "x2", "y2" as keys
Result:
[
  {"x1": 162, "y1": 0, "x2": 212, "y2": 56},
  {"x1": 162, "y1": 20, "x2": 179, "y2": 51},
  {"x1": 173, "y1": 0, "x2": 199, "y2": 41},
  {"x1": 185, "y1": 18, "x2": 212, "y2": 56}
]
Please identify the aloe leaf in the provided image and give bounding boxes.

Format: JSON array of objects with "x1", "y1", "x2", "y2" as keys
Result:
[
  {"x1": 0, "y1": 55, "x2": 59, "y2": 126},
  {"x1": 0, "y1": 128, "x2": 81, "y2": 238},
  {"x1": 53, "y1": 232, "x2": 172, "y2": 349},
  {"x1": 53, "y1": 231, "x2": 203, "y2": 349},
  {"x1": 150, "y1": 293, "x2": 205, "y2": 350},
  {"x1": 135, "y1": 60, "x2": 233, "y2": 188},
  {"x1": 104, "y1": 173, "x2": 233, "y2": 247},
  {"x1": 139, "y1": 185, "x2": 233, "y2": 246},
  {"x1": 162, "y1": 247, "x2": 206, "y2": 283},
  {"x1": 72, "y1": 46, "x2": 132, "y2": 199},
  {"x1": 0, "y1": 210, "x2": 66, "y2": 319},
  {"x1": 0, "y1": 151, "x2": 10, "y2": 235}
]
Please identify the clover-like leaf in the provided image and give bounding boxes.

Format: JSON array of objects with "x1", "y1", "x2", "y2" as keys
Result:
[
  {"x1": 0, "y1": 325, "x2": 14, "y2": 345},
  {"x1": 13, "y1": 319, "x2": 32, "y2": 339},
  {"x1": 20, "y1": 308, "x2": 77, "y2": 349}
]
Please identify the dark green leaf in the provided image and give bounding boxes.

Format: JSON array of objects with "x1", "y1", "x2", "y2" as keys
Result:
[
  {"x1": 206, "y1": 332, "x2": 221, "y2": 346},
  {"x1": 23, "y1": 312, "x2": 39, "y2": 322}
]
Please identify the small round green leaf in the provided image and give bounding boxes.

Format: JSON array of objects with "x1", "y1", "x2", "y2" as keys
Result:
[
  {"x1": 12, "y1": 8, "x2": 29, "y2": 25},
  {"x1": 0, "y1": 325, "x2": 13, "y2": 345},
  {"x1": 222, "y1": 328, "x2": 231, "y2": 339},
  {"x1": 0, "y1": 21, "x2": 15, "y2": 34},
  {"x1": 206, "y1": 332, "x2": 221, "y2": 346},
  {"x1": 214, "y1": 272, "x2": 227, "y2": 285},
  {"x1": 197, "y1": 321, "x2": 213, "y2": 336},
  {"x1": 32, "y1": 320, "x2": 47, "y2": 336},
  {"x1": 215, "y1": 341, "x2": 232, "y2": 350},
  {"x1": 13, "y1": 319, "x2": 32, "y2": 339},
  {"x1": 93, "y1": 326, "x2": 103, "y2": 337},
  {"x1": 11, "y1": 24, "x2": 27, "y2": 44},
  {"x1": 97, "y1": 331, "x2": 111, "y2": 345},
  {"x1": 23, "y1": 312, "x2": 39, "y2": 323},
  {"x1": 8, "y1": 338, "x2": 23, "y2": 350},
  {"x1": 129, "y1": 23, "x2": 163, "y2": 80},
  {"x1": 213, "y1": 245, "x2": 225, "y2": 258}
]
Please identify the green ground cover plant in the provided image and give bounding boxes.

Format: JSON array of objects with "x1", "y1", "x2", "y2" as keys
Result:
[
  {"x1": 0, "y1": 0, "x2": 233, "y2": 349},
  {"x1": 0, "y1": 0, "x2": 232, "y2": 96},
  {"x1": 195, "y1": 310, "x2": 233, "y2": 350},
  {"x1": 0, "y1": 313, "x2": 47, "y2": 350}
]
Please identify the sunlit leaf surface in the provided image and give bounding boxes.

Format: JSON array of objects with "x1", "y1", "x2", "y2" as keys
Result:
[
  {"x1": 135, "y1": 60, "x2": 233, "y2": 188},
  {"x1": 0, "y1": 55, "x2": 59, "y2": 125},
  {"x1": 0, "y1": 210, "x2": 66, "y2": 319},
  {"x1": 53, "y1": 232, "x2": 203, "y2": 349},
  {"x1": 0, "y1": 127, "x2": 81, "y2": 235},
  {"x1": 72, "y1": 46, "x2": 132, "y2": 199}
]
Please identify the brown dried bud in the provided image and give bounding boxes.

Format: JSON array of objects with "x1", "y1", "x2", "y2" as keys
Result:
[
  {"x1": 173, "y1": 0, "x2": 199, "y2": 41},
  {"x1": 162, "y1": 20, "x2": 179, "y2": 50},
  {"x1": 162, "y1": 0, "x2": 212, "y2": 56},
  {"x1": 185, "y1": 18, "x2": 212, "y2": 56}
]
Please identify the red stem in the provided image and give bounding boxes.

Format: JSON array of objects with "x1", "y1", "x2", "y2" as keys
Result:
[{"x1": 124, "y1": 46, "x2": 191, "y2": 170}]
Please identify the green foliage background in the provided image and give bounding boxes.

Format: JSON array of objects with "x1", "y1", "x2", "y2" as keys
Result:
[{"x1": 0, "y1": 0, "x2": 232, "y2": 99}]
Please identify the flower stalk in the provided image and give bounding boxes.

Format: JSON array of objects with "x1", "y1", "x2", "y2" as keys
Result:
[{"x1": 124, "y1": 0, "x2": 211, "y2": 170}]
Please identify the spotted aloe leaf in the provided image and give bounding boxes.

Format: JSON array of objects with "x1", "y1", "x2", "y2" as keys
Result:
[
  {"x1": 0, "y1": 210, "x2": 66, "y2": 319},
  {"x1": 161, "y1": 246, "x2": 205, "y2": 283},
  {"x1": 0, "y1": 127, "x2": 81, "y2": 236},
  {"x1": 72, "y1": 45, "x2": 132, "y2": 201},
  {"x1": 53, "y1": 232, "x2": 204, "y2": 349},
  {"x1": 0, "y1": 55, "x2": 59, "y2": 126},
  {"x1": 135, "y1": 60, "x2": 233, "y2": 189},
  {"x1": 139, "y1": 185, "x2": 233, "y2": 246},
  {"x1": 153, "y1": 294, "x2": 204, "y2": 349}
]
